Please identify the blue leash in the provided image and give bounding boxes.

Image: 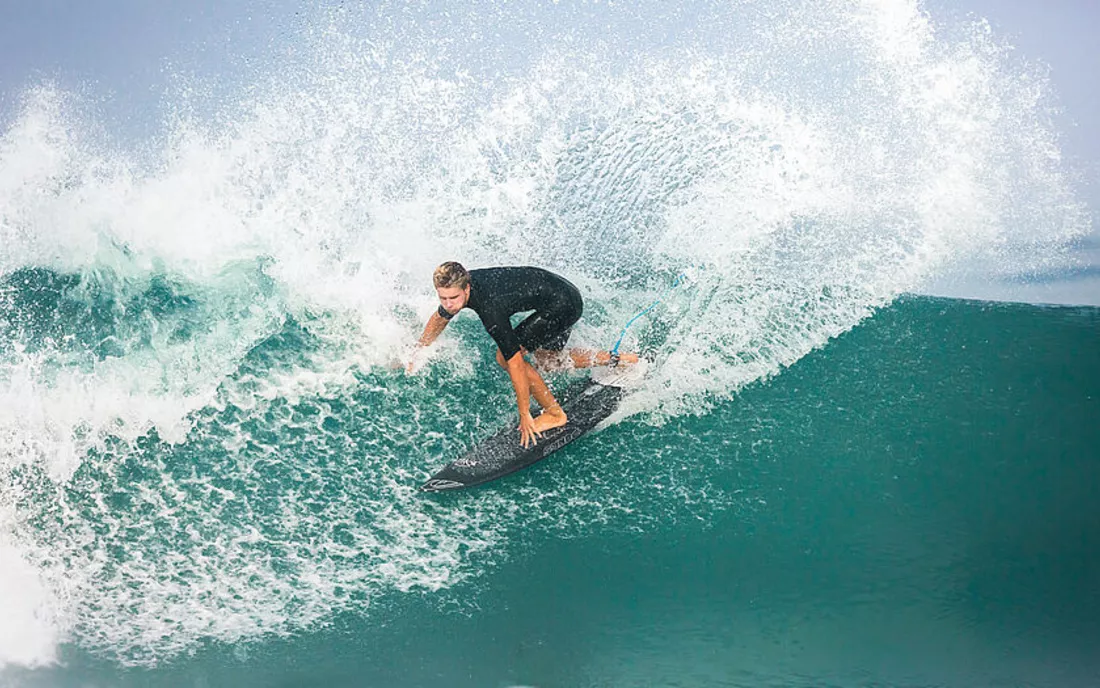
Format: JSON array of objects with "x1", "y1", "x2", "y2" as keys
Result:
[{"x1": 609, "y1": 271, "x2": 689, "y2": 361}]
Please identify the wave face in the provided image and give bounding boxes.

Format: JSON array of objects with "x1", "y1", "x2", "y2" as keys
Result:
[
  {"x1": 0, "y1": 0, "x2": 1090, "y2": 670},
  {"x1": 4, "y1": 297, "x2": 1098, "y2": 687}
]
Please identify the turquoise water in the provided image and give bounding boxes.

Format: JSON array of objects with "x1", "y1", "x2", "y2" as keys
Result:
[{"x1": 2, "y1": 293, "x2": 1097, "y2": 687}]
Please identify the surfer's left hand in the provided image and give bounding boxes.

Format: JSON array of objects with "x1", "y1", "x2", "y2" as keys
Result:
[{"x1": 518, "y1": 413, "x2": 540, "y2": 448}]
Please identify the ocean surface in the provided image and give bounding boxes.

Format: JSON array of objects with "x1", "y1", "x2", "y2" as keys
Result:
[
  {"x1": 1, "y1": 1, "x2": 1097, "y2": 686},
  {"x1": 1, "y1": 294, "x2": 1097, "y2": 687}
]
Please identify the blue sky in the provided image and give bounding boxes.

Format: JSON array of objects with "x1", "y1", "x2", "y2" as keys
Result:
[
  {"x1": 920, "y1": 0, "x2": 1099, "y2": 304},
  {"x1": 1, "y1": 0, "x2": 1097, "y2": 304},
  {"x1": 0, "y1": 0, "x2": 288, "y2": 133},
  {"x1": 930, "y1": 0, "x2": 1099, "y2": 175}
]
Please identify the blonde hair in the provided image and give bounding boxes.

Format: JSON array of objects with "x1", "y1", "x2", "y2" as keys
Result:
[{"x1": 433, "y1": 261, "x2": 470, "y2": 289}]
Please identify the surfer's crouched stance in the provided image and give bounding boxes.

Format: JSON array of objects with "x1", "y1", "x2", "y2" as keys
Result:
[{"x1": 410, "y1": 262, "x2": 637, "y2": 448}]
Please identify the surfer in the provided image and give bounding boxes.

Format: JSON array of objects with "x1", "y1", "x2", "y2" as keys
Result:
[{"x1": 409, "y1": 262, "x2": 636, "y2": 448}]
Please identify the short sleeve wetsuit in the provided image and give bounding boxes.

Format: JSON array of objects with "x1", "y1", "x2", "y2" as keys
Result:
[{"x1": 437, "y1": 267, "x2": 583, "y2": 361}]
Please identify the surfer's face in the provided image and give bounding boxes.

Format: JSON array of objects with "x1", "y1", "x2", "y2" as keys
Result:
[{"x1": 436, "y1": 284, "x2": 470, "y2": 315}]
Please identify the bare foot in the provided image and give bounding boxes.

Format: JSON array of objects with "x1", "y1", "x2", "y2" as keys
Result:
[{"x1": 532, "y1": 407, "x2": 568, "y2": 433}]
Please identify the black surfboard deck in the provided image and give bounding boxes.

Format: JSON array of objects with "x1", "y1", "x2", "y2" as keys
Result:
[{"x1": 420, "y1": 376, "x2": 625, "y2": 492}]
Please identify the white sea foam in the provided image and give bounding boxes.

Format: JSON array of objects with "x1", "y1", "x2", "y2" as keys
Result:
[
  {"x1": 0, "y1": 521, "x2": 62, "y2": 668},
  {"x1": 0, "y1": 0, "x2": 1088, "y2": 669}
]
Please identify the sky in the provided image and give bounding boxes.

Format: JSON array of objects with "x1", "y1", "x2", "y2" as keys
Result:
[
  {"x1": 0, "y1": 0, "x2": 1097, "y2": 305},
  {"x1": 0, "y1": 0, "x2": 292, "y2": 133},
  {"x1": 921, "y1": 0, "x2": 1100, "y2": 305}
]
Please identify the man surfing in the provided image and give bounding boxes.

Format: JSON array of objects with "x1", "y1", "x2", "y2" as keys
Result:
[{"x1": 409, "y1": 262, "x2": 637, "y2": 448}]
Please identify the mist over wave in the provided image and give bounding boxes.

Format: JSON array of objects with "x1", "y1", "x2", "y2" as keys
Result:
[{"x1": 0, "y1": 0, "x2": 1088, "y2": 669}]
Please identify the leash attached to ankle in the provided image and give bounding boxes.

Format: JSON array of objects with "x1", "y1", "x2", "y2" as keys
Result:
[{"x1": 609, "y1": 270, "x2": 691, "y2": 359}]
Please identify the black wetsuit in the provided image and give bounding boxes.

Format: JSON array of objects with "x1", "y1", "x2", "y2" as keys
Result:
[{"x1": 437, "y1": 267, "x2": 583, "y2": 361}]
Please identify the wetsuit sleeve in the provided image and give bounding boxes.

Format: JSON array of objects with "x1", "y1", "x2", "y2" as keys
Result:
[
  {"x1": 478, "y1": 309, "x2": 523, "y2": 361},
  {"x1": 437, "y1": 305, "x2": 456, "y2": 320}
]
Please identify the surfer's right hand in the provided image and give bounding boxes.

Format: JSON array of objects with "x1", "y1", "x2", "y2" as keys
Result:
[{"x1": 518, "y1": 412, "x2": 540, "y2": 448}]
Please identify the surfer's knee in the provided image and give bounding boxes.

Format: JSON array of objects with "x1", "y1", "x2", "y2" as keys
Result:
[{"x1": 497, "y1": 347, "x2": 530, "y2": 370}]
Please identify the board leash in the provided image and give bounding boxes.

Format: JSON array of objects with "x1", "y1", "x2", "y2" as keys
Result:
[{"x1": 608, "y1": 270, "x2": 691, "y2": 365}]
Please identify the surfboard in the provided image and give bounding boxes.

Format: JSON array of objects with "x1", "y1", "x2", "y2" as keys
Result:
[{"x1": 419, "y1": 362, "x2": 644, "y2": 492}]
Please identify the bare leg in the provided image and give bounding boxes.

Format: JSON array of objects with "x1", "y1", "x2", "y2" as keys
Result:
[
  {"x1": 496, "y1": 348, "x2": 569, "y2": 432},
  {"x1": 526, "y1": 364, "x2": 568, "y2": 433},
  {"x1": 566, "y1": 348, "x2": 640, "y2": 369},
  {"x1": 532, "y1": 349, "x2": 572, "y2": 372}
]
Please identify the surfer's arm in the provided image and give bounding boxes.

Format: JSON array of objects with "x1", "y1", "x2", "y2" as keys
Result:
[
  {"x1": 415, "y1": 311, "x2": 450, "y2": 347},
  {"x1": 406, "y1": 312, "x2": 449, "y2": 373}
]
